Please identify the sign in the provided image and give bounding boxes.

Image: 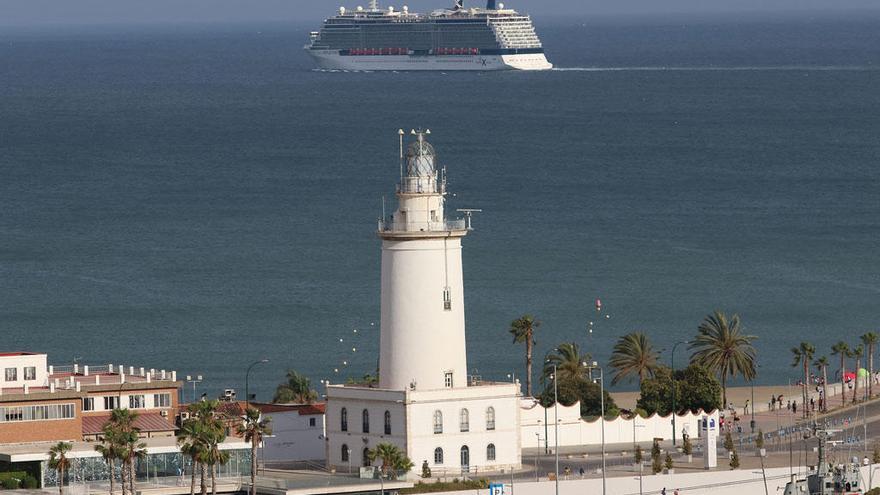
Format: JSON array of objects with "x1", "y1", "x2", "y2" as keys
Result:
[
  {"x1": 488, "y1": 483, "x2": 505, "y2": 495},
  {"x1": 701, "y1": 414, "x2": 718, "y2": 469}
]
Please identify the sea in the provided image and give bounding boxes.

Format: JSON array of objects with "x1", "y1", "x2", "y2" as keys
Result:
[{"x1": 1, "y1": 11, "x2": 879, "y2": 402}]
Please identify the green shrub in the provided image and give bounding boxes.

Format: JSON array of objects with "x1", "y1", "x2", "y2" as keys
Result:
[
  {"x1": 756, "y1": 429, "x2": 765, "y2": 450},
  {"x1": 664, "y1": 452, "x2": 674, "y2": 470},
  {"x1": 1, "y1": 477, "x2": 20, "y2": 489},
  {"x1": 22, "y1": 474, "x2": 40, "y2": 489},
  {"x1": 400, "y1": 479, "x2": 490, "y2": 494}
]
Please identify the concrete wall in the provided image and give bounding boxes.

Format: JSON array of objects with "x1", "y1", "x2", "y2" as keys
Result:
[
  {"x1": 520, "y1": 399, "x2": 716, "y2": 448},
  {"x1": 262, "y1": 410, "x2": 326, "y2": 461}
]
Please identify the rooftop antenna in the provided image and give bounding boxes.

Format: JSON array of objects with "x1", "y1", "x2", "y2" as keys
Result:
[
  {"x1": 398, "y1": 128, "x2": 405, "y2": 181},
  {"x1": 456, "y1": 209, "x2": 482, "y2": 230},
  {"x1": 369, "y1": 0, "x2": 378, "y2": 11}
]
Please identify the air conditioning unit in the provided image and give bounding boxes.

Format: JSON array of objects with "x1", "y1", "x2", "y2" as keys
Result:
[
  {"x1": 180, "y1": 412, "x2": 190, "y2": 421},
  {"x1": 160, "y1": 410, "x2": 168, "y2": 418}
]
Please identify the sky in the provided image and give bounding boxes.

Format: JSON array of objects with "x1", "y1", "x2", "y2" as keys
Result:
[{"x1": 1, "y1": 0, "x2": 879, "y2": 26}]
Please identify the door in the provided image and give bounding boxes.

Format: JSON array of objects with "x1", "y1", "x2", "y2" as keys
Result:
[{"x1": 460, "y1": 446, "x2": 470, "y2": 471}]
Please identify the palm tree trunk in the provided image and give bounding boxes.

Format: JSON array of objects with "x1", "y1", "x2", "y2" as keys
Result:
[
  {"x1": 822, "y1": 366, "x2": 828, "y2": 412},
  {"x1": 58, "y1": 467, "x2": 64, "y2": 495},
  {"x1": 721, "y1": 374, "x2": 727, "y2": 408},
  {"x1": 211, "y1": 463, "x2": 216, "y2": 495},
  {"x1": 121, "y1": 460, "x2": 128, "y2": 495},
  {"x1": 251, "y1": 439, "x2": 258, "y2": 495},
  {"x1": 802, "y1": 361, "x2": 808, "y2": 419},
  {"x1": 854, "y1": 358, "x2": 861, "y2": 404},
  {"x1": 190, "y1": 460, "x2": 197, "y2": 495},
  {"x1": 130, "y1": 459, "x2": 136, "y2": 495},
  {"x1": 841, "y1": 357, "x2": 847, "y2": 407},
  {"x1": 200, "y1": 462, "x2": 207, "y2": 495},
  {"x1": 526, "y1": 331, "x2": 533, "y2": 397},
  {"x1": 870, "y1": 346, "x2": 875, "y2": 398},
  {"x1": 109, "y1": 458, "x2": 116, "y2": 495}
]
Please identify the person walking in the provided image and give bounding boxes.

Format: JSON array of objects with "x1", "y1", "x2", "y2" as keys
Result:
[
  {"x1": 771, "y1": 395, "x2": 776, "y2": 411},
  {"x1": 744, "y1": 400, "x2": 750, "y2": 416},
  {"x1": 792, "y1": 400, "x2": 797, "y2": 414}
]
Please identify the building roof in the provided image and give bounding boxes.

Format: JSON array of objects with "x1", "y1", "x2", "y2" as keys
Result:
[
  {"x1": 251, "y1": 402, "x2": 326, "y2": 415},
  {"x1": 0, "y1": 352, "x2": 40, "y2": 357},
  {"x1": 81, "y1": 412, "x2": 177, "y2": 436}
]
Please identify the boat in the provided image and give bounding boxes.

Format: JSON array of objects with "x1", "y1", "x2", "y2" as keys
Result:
[
  {"x1": 305, "y1": 0, "x2": 552, "y2": 71},
  {"x1": 782, "y1": 425, "x2": 865, "y2": 495}
]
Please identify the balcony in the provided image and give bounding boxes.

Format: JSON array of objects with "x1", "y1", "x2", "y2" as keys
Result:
[{"x1": 378, "y1": 219, "x2": 467, "y2": 234}]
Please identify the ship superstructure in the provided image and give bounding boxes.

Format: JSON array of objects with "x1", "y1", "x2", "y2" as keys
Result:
[{"x1": 306, "y1": 0, "x2": 552, "y2": 71}]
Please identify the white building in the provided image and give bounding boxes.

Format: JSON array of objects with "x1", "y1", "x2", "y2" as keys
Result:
[
  {"x1": 1, "y1": 352, "x2": 49, "y2": 389},
  {"x1": 325, "y1": 130, "x2": 521, "y2": 476},
  {"x1": 251, "y1": 402, "x2": 327, "y2": 462}
]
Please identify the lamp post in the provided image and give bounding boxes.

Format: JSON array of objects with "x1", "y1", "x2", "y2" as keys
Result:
[
  {"x1": 245, "y1": 359, "x2": 269, "y2": 410},
  {"x1": 185, "y1": 375, "x2": 202, "y2": 403},
  {"x1": 549, "y1": 363, "x2": 559, "y2": 495},
  {"x1": 671, "y1": 340, "x2": 688, "y2": 446},
  {"x1": 587, "y1": 361, "x2": 606, "y2": 495},
  {"x1": 534, "y1": 433, "x2": 540, "y2": 482}
]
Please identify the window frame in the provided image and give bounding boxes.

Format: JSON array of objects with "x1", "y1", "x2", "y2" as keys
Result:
[
  {"x1": 433, "y1": 410, "x2": 443, "y2": 434},
  {"x1": 433, "y1": 447, "x2": 444, "y2": 465},
  {"x1": 384, "y1": 410, "x2": 392, "y2": 435},
  {"x1": 459, "y1": 408, "x2": 469, "y2": 432},
  {"x1": 24, "y1": 366, "x2": 37, "y2": 381},
  {"x1": 341, "y1": 444, "x2": 350, "y2": 462},
  {"x1": 128, "y1": 394, "x2": 146, "y2": 409},
  {"x1": 486, "y1": 406, "x2": 496, "y2": 431},
  {"x1": 4, "y1": 368, "x2": 17, "y2": 382},
  {"x1": 362, "y1": 409, "x2": 370, "y2": 433},
  {"x1": 82, "y1": 397, "x2": 95, "y2": 411},
  {"x1": 341, "y1": 407, "x2": 348, "y2": 432},
  {"x1": 487, "y1": 443, "x2": 496, "y2": 461},
  {"x1": 153, "y1": 393, "x2": 171, "y2": 408}
]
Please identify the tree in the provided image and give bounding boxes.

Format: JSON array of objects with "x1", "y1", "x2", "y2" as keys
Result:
[
  {"x1": 188, "y1": 400, "x2": 226, "y2": 495},
  {"x1": 367, "y1": 443, "x2": 413, "y2": 480},
  {"x1": 539, "y1": 371, "x2": 619, "y2": 418},
  {"x1": 756, "y1": 429, "x2": 765, "y2": 450},
  {"x1": 664, "y1": 452, "x2": 674, "y2": 471},
  {"x1": 119, "y1": 432, "x2": 147, "y2": 495},
  {"x1": 177, "y1": 417, "x2": 205, "y2": 495},
  {"x1": 48, "y1": 441, "x2": 72, "y2": 495},
  {"x1": 541, "y1": 343, "x2": 591, "y2": 385},
  {"x1": 682, "y1": 432, "x2": 693, "y2": 456},
  {"x1": 637, "y1": 365, "x2": 722, "y2": 416},
  {"x1": 420, "y1": 460, "x2": 431, "y2": 479},
  {"x1": 651, "y1": 440, "x2": 662, "y2": 474},
  {"x1": 609, "y1": 332, "x2": 660, "y2": 386},
  {"x1": 689, "y1": 311, "x2": 757, "y2": 407},
  {"x1": 510, "y1": 315, "x2": 540, "y2": 397},
  {"x1": 852, "y1": 344, "x2": 865, "y2": 403},
  {"x1": 95, "y1": 426, "x2": 121, "y2": 495},
  {"x1": 724, "y1": 431, "x2": 739, "y2": 469},
  {"x1": 236, "y1": 407, "x2": 272, "y2": 495},
  {"x1": 791, "y1": 342, "x2": 815, "y2": 418},
  {"x1": 634, "y1": 445, "x2": 643, "y2": 464},
  {"x1": 273, "y1": 370, "x2": 318, "y2": 404},
  {"x1": 814, "y1": 356, "x2": 830, "y2": 412},
  {"x1": 832, "y1": 341, "x2": 850, "y2": 406},
  {"x1": 105, "y1": 408, "x2": 141, "y2": 495},
  {"x1": 862, "y1": 332, "x2": 879, "y2": 398}
]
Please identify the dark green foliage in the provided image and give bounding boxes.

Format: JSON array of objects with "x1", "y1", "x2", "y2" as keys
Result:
[
  {"x1": 730, "y1": 449, "x2": 740, "y2": 469},
  {"x1": 420, "y1": 460, "x2": 431, "y2": 479},
  {"x1": 723, "y1": 432, "x2": 735, "y2": 452},
  {"x1": 401, "y1": 479, "x2": 489, "y2": 493},
  {"x1": 1, "y1": 477, "x2": 20, "y2": 489},
  {"x1": 634, "y1": 445, "x2": 643, "y2": 463},
  {"x1": 682, "y1": 433, "x2": 692, "y2": 456},
  {"x1": 539, "y1": 377, "x2": 620, "y2": 418},
  {"x1": 651, "y1": 440, "x2": 662, "y2": 475},
  {"x1": 756, "y1": 430, "x2": 765, "y2": 450},
  {"x1": 637, "y1": 365, "x2": 722, "y2": 415},
  {"x1": 22, "y1": 474, "x2": 39, "y2": 489},
  {"x1": 664, "y1": 452, "x2": 673, "y2": 470}
]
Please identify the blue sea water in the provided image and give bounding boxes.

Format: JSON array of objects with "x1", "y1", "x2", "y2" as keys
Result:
[{"x1": 1, "y1": 12, "x2": 879, "y2": 401}]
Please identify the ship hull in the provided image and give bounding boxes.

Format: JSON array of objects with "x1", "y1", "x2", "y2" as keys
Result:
[{"x1": 306, "y1": 49, "x2": 552, "y2": 71}]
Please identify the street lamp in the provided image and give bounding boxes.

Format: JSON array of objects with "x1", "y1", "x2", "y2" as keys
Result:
[
  {"x1": 185, "y1": 375, "x2": 203, "y2": 403},
  {"x1": 548, "y1": 362, "x2": 559, "y2": 495},
  {"x1": 671, "y1": 340, "x2": 689, "y2": 446},
  {"x1": 533, "y1": 433, "x2": 541, "y2": 482},
  {"x1": 245, "y1": 359, "x2": 270, "y2": 410},
  {"x1": 586, "y1": 361, "x2": 606, "y2": 495}
]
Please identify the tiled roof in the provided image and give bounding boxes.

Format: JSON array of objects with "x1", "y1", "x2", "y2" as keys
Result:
[
  {"x1": 82, "y1": 413, "x2": 177, "y2": 435},
  {"x1": 251, "y1": 402, "x2": 326, "y2": 415},
  {"x1": 0, "y1": 352, "x2": 40, "y2": 357}
]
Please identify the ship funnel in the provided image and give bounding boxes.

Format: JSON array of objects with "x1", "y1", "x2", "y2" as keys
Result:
[{"x1": 486, "y1": 0, "x2": 496, "y2": 9}]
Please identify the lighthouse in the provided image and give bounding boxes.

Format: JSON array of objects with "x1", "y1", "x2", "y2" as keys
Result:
[
  {"x1": 325, "y1": 129, "x2": 521, "y2": 474},
  {"x1": 378, "y1": 129, "x2": 469, "y2": 391}
]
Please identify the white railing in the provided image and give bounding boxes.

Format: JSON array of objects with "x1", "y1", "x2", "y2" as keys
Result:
[{"x1": 379, "y1": 219, "x2": 467, "y2": 233}]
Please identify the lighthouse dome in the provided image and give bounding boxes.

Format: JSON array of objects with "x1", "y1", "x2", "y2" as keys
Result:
[{"x1": 405, "y1": 139, "x2": 436, "y2": 177}]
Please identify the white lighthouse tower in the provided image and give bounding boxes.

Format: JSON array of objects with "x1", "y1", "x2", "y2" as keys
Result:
[
  {"x1": 378, "y1": 129, "x2": 468, "y2": 391},
  {"x1": 325, "y1": 130, "x2": 521, "y2": 475}
]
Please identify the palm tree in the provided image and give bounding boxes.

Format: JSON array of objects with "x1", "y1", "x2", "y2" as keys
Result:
[
  {"x1": 541, "y1": 342, "x2": 591, "y2": 385},
  {"x1": 791, "y1": 342, "x2": 815, "y2": 418},
  {"x1": 48, "y1": 442, "x2": 72, "y2": 495},
  {"x1": 861, "y1": 332, "x2": 879, "y2": 398},
  {"x1": 814, "y1": 356, "x2": 830, "y2": 412},
  {"x1": 202, "y1": 429, "x2": 229, "y2": 495},
  {"x1": 831, "y1": 341, "x2": 850, "y2": 406},
  {"x1": 509, "y1": 314, "x2": 540, "y2": 397},
  {"x1": 273, "y1": 370, "x2": 318, "y2": 404},
  {"x1": 851, "y1": 344, "x2": 864, "y2": 404},
  {"x1": 609, "y1": 332, "x2": 659, "y2": 386},
  {"x1": 118, "y1": 430, "x2": 147, "y2": 495},
  {"x1": 105, "y1": 408, "x2": 140, "y2": 495},
  {"x1": 177, "y1": 416, "x2": 206, "y2": 495},
  {"x1": 188, "y1": 400, "x2": 225, "y2": 495},
  {"x1": 367, "y1": 443, "x2": 413, "y2": 480},
  {"x1": 689, "y1": 311, "x2": 757, "y2": 407},
  {"x1": 237, "y1": 407, "x2": 272, "y2": 495},
  {"x1": 95, "y1": 426, "x2": 121, "y2": 495}
]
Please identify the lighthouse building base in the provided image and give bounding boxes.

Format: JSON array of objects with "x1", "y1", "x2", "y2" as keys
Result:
[{"x1": 325, "y1": 381, "x2": 521, "y2": 476}]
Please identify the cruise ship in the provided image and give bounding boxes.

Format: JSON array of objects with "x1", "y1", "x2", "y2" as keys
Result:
[{"x1": 305, "y1": 0, "x2": 552, "y2": 71}]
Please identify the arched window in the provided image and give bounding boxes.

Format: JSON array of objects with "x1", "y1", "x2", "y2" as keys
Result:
[
  {"x1": 384, "y1": 410, "x2": 392, "y2": 435},
  {"x1": 340, "y1": 408, "x2": 348, "y2": 432},
  {"x1": 362, "y1": 447, "x2": 371, "y2": 467},
  {"x1": 433, "y1": 410, "x2": 443, "y2": 434},
  {"x1": 487, "y1": 443, "x2": 496, "y2": 461},
  {"x1": 459, "y1": 408, "x2": 469, "y2": 432},
  {"x1": 434, "y1": 447, "x2": 444, "y2": 465},
  {"x1": 486, "y1": 407, "x2": 495, "y2": 431},
  {"x1": 341, "y1": 444, "x2": 350, "y2": 462},
  {"x1": 460, "y1": 445, "x2": 470, "y2": 469},
  {"x1": 362, "y1": 409, "x2": 370, "y2": 433}
]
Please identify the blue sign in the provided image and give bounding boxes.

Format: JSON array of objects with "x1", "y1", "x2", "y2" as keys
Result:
[{"x1": 488, "y1": 483, "x2": 505, "y2": 495}]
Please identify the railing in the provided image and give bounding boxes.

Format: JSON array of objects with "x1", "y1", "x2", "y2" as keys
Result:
[{"x1": 379, "y1": 219, "x2": 467, "y2": 233}]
